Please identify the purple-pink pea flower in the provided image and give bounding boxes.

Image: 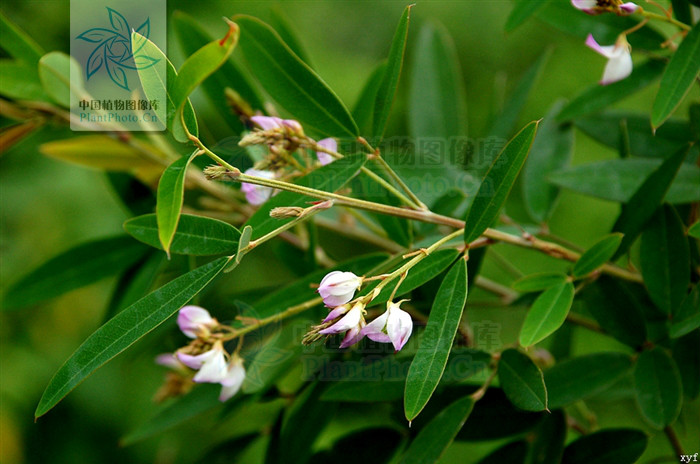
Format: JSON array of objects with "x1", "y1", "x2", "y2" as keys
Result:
[
  {"x1": 571, "y1": 0, "x2": 638, "y2": 15},
  {"x1": 318, "y1": 271, "x2": 362, "y2": 307},
  {"x1": 219, "y1": 356, "x2": 246, "y2": 401},
  {"x1": 585, "y1": 34, "x2": 633, "y2": 85},
  {"x1": 316, "y1": 138, "x2": 337, "y2": 166},
  {"x1": 177, "y1": 305, "x2": 218, "y2": 338},
  {"x1": 241, "y1": 168, "x2": 276, "y2": 206},
  {"x1": 361, "y1": 301, "x2": 413, "y2": 351}
]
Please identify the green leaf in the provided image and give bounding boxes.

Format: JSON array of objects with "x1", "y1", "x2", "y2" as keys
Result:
[
  {"x1": 105, "y1": 252, "x2": 165, "y2": 320},
  {"x1": 35, "y1": 256, "x2": 229, "y2": 418},
  {"x1": 557, "y1": 60, "x2": 666, "y2": 121},
  {"x1": 512, "y1": 272, "x2": 567, "y2": 293},
  {"x1": 549, "y1": 157, "x2": 699, "y2": 205},
  {"x1": 242, "y1": 321, "x2": 302, "y2": 395},
  {"x1": 487, "y1": 51, "x2": 549, "y2": 141},
  {"x1": 269, "y1": 7, "x2": 313, "y2": 67},
  {"x1": 519, "y1": 281, "x2": 574, "y2": 346},
  {"x1": 401, "y1": 397, "x2": 474, "y2": 464},
  {"x1": 405, "y1": 259, "x2": 468, "y2": 421},
  {"x1": 464, "y1": 121, "x2": 539, "y2": 243},
  {"x1": 38, "y1": 52, "x2": 84, "y2": 108},
  {"x1": 640, "y1": 205, "x2": 690, "y2": 314},
  {"x1": 0, "y1": 11, "x2": 44, "y2": 64},
  {"x1": 124, "y1": 213, "x2": 241, "y2": 256},
  {"x1": 352, "y1": 62, "x2": 386, "y2": 135},
  {"x1": 612, "y1": 146, "x2": 689, "y2": 259},
  {"x1": 689, "y1": 220, "x2": 700, "y2": 239},
  {"x1": 172, "y1": 12, "x2": 263, "y2": 131},
  {"x1": 3, "y1": 236, "x2": 147, "y2": 311},
  {"x1": 652, "y1": 23, "x2": 700, "y2": 129},
  {"x1": 505, "y1": 0, "x2": 547, "y2": 32},
  {"x1": 234, "y1": 15, "x2": 358, "y2": 137},
  {"x1": 478, "y1": 442, "x2": 529, "y2": 464},
  {"x1": 245, "y1": 153, "x2": 365, "y2": 240},
  {"x1": 572, "y1": 233, "x2": 623, "y2": 278},
  {"x1": 121, "y1": 384, "x2": 222, "y2": 445},
  {"x1": 373, "y1": 5, "x2": 413, "y2": 139},
  {"x1": 131, "y1": 31, "x2": 198, "y2": 143},
  {"x1": 0, "y1": 60, "x2": 47, "y2": 100},
  {"x1": 580, "y1": 276, "x2": 647, "y2": 348},
  {"x1": 156, "y1": 152, "x2": 198, "y2": 257},
  {"x1": 527, "y1": 410, "x2": 567, "y2": 464},
  {"x1": 561, "y1": 429, "x2": 648, "y2": 464},
  {"x1": 672, "y1": 329, "x2": 700, "y2": 399},
  {"x1": 409, "y1": 21, "x2": 467, "y2": 141},
  {"x1": 522, "y1": 100, "x2": 574, "y2": 223},
  {"x1": 498, "y1": 348, "x2": 548, "y2": 411},
  {"x1": 170, "y1": 20, "x2": 238, "y2": 131},
  {"x1": 39, "y1": 135, "x2": 160, "y2": 171},
  {"x1": 633, "y1": 347, "x2": 683, "y2": 428},
  {"x1": 670, "y1": 284, "x2": 700, "y2": 339},
  {"x1": 545, "y1": 352, "x2": 632, "y2": 409},
  {"x1": 574, "y1": 111, "x2": 692, "y2": 159}
]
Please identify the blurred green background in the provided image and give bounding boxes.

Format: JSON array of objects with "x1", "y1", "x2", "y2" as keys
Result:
[{"x1": 1, "y1": 0, "x2": 698, "y2": 463}]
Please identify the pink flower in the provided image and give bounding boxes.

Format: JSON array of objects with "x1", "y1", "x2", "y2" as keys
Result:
[
  {"x1": 319, "y1": 302, "x2": 366, "y2": 349},
  {"x1": 361, "y1": 301, "x2": 413, "y2": 351},
  {"x1": 250, "y1": 115, "x2": 304, "y2": 134},
  {"x1": 571, "y1": 0, "x2": 638, "y2": 15},
  {"x1": 316, "y1": 138, "x2": 337, "y2": 166},
  {"x1": 218, "y1": 356, "x2": 246, "y2": 401},
  {"x1": 241, "y1": 168, "x2": 276, "y2": 205},
  {"x1": 177, "y1": 342, "x2": 229, "y2": 384},
  {"x1": 585, "y1": 34, "x2": 633, "y2": 85},
  {"x1": 177, "y1": 305, "x2": 218, "y2": 338},
  {"x1": 318, "y1": 271, "x2": 362, "y2": 307}
]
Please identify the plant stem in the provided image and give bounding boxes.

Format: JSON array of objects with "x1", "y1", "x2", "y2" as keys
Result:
[
  {"x1": 227, "y1": 296, "x2": 324, "y2": 339},
  {"x1": 639, "y1": 8, "x2": 691, "y2": 31},
  {"x1": 664, "y1": 425, "x2": 685, "y2": 456}
]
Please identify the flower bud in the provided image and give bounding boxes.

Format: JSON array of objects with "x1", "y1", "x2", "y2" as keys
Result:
[
  {"x1": 318, "y1": 271, "x2": 362, "y2": 307},
  {"x1": 177, "y1": 305, "x2": 218, "y2": 338}
]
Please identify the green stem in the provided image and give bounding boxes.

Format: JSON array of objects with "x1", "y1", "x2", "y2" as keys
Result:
[
  {"x1": 371, "y1": 154, "x2": 429, "y2": 210},
  {"x1": 247, "y1": 201, "x2": 333, "y2": 250},
  {"x1": 639, "y1": 8, "x2": 691, "y2": 31}
]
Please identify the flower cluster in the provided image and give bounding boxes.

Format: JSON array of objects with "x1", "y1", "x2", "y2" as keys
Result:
[
  {"x1": 310, "y1": 271, "x2": 413, "y2": 351},
  {"x1": 157, "y1": 306, "x2": 246, "y2": 402}
]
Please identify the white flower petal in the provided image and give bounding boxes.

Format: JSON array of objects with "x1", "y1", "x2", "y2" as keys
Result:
[
  {"x1": 193, "y1": 348, "x2": 228, "y2": 383},
  {"x1": 319, "y1": 305, "x2": 362, "y2": 334},
  {"x1": 600, "y1": 47, "x2": 633, "y2": 85}
]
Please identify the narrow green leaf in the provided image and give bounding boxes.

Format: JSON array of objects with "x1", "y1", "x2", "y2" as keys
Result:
[
  {"x1": 545, "y1": 352, "x2": 632, "y2": 409},
  {"x1": 562, "y1": 429, "x2": 648, "y2": 464},
  {"x1": 245, "y1": 153, "x2": 366, "y2": 239},
  {"x1": 373, "y1": 5, "x2": 413, "y2": 139},
  {"x1": 527, "y1": 410, "x2": 567, "y2": 464},
  {"x1": 121, "y1": 384, "x2": 221, "y2": 445},
  {"x1": 172, "y1": 12, "x2": 263, "y2": 132},
  {"x1": 38, "y1": 52, "x2": 85, "y2": 108},
  {"x1": 0, "y1": 11, "x2": 44, "y2": 64},
  {"x1": 478, "y1": 442, "x2": 529, "y2": 464},
  {"x1": 131, "y1": 31, "x2": 198, "y2": 143},
  {"x1": 689, "y1": 220, "x2": 700, "y2": 239},
  {"x1": 498, "y1": 348, "x2": 548, "y2": 411},
  {"x1": 106, "y1": 172, "x2": 156, "y2": 217},
  {"x1": 409, "y1": 21, "x2": 467, "y2": 141},
  {"x1": 652, "y1": 23, "x2": 700, "y2": 128},
  {"x1": 39, "y1": 135, "x2": 160, "y2": 171},
  {"x1": 232, "y1": 225, "x2": 253, "y2": 269},
  {"x1": 235, "y1": 15, "x2": 358, "y2": 137},
  {"x1": 401, "y1": 397, "x2": 474, "y2": 464},
  {"x1": 125, "y1": 213, "x2": 241, "y2": 256},
  {"x1": 269, "y1": 7, "x2": 313, "y2": 67},
  {"x1": 549, "y1": 157, "x2": 699, "y2": 205},
  {"x1": 464, "y1": 121, "x2": 539, "y2": 243},
  {"x1": 522, "y1": 100, "x2": 574, "y2": 223},
  {"x1": 519, "y1": 281, "x2": 574, "y2": 346},
  {"x1": 405, "y1": 259, "x2": 468, "y2": 421},
  {"x1": 156, "y1": 152, "x2": 198, "y2": 257},
  {"x1": 633, "y1": 347, "x2": 683, "y2": 428},
  {"x1": 612, "y1": 147, "x2": 689, "y2": 259},
  {"x1": 0, "y1": 60, "x2": 47, "y2": 100},
  {"x1": 557, "y1": 60, "x2": 666, "y2": 121},
  {"x1": 573, "y1": 233, "x2": 623, "y2": 278},
  {"x1": 105, "y1": 252, "x2": 165, "y2": 320},
  {"x1": 352, "y1": 62, "x2": 386, "y2": 135},
  {"x1": 505, "y1": 0, "x2": 547, "y2": 32},
  {"x1": 640, "y1": 205, "x2": 690, "y2": 314},
  {"x1": 670, "y1": 284, "x2": 700, "y2": 338},
  {"x1": 672, "y1": 329, "x2": 700, "y2": 399},
  {"x1": 242, "y1": 321, "x2": 302, "y2": 395},
  {"x1": 3, "y1": 236, "x2": 147, "y2": 311},
  {"x1": 512, "y1": 272, "x2": 567, "y2": 293},
  {"x1": 171, "y1": 20, "x2": 238, "y2": 129},
  {"x1": 35, "y1": 256, "x2": 229, "y2": 418}
]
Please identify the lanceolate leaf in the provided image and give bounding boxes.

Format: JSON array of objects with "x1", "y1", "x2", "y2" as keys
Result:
[
  {"x1": 244, "y1": 153, "x2": 365, "y2": 240},
  {"x1": 157, "y1": 152, "x2": 199, "y2": 257},
  {"x1": 131, "y1": 31, "x2": 198, "y2": 142},
  {"x1": 0, "y1": 11, "x2": 44, "y2": 64},
  {"x1": 373, "y1": 4, "x2": 413, "y2": 139},
  {"x1": 125, "y1": 213, "x2": 241, "y2": 256},
  {"x1": 573, "y1": 233, "x2": 623, "y2": 278},
  {"x1": 652, "y1": 23, "x2": 700, "y2": 129},
  {"x1": 633, "y1": 347, "x2": 683, "y2": 428},
  {"x1": 105, "y1": 252, "x2": 165, "y2": 320},
  {"x1": 269, "y1": 7, "x2": 313, "y2": 67},
  {"x1": 498, "y1": 348, "x2": 548, "y2": 411},
  {"x1": 38, "y1": 52, "x2": 85, "y2": 108},
  {"x1": 640, "y1": 205, "x2": 690, "y2": 314},
  {"x1": 545, "y1": 352, "x2": 632, "y2": 409},
  {"x1": 39, "y1": 135, "x2": 161, "y2": 171},
  {"x1": 3, "y1": 236, "x2": 148, "y2": 311},
  {"x1": 612, "y1": 146, "x2": 689, "y2": 259},
  {"x1": 405, "y1": 259, "x2": 468, "y2": 421},
  {"x1": 512, "y1": 272, "x2": 567, "y2": 293},
  {"x1": 401, "y1": 397, "x2": 474, "y2": 464},
  {"x1": 519, "y1": 281, "x2": 574, "y2": 347},
  {"x1": 464, "y1": 121, "x2": 539, "y2": 243},
  {"x1": 170, "y1": 20, "x2": 238, "y2": 130},
  {"x1": 549, "y1": 157, "x2": 699, "y2": 205},
  {"x1": 561, "y1": 429, "x2": 648, "y2": 464},
  {"x1": 234, "y1": 15, "x2": 358, "y2": 137},
  {"x1": 670, "y1": 284, "x2": 700, "y2": 339},
  {"x1": 0, "y1": 60, "x2": 47, "y2": 101},
  {"x1": 352, "y1": 62, "x2": 387, "y2": 135},
  {"x1": 35, "y1": 256, "x2": 229, "y2": 418},
  {"x1": 557, "y1": 60, "x2": 665, "y2": 121}
]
